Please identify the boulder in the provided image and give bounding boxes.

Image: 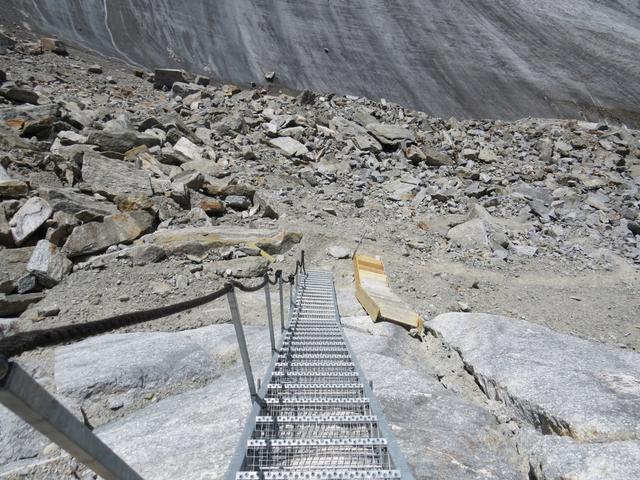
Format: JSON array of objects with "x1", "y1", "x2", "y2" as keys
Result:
[
  {"x1": 268, "y1": 136, "x2": 308, "y2": 157},
  {"x1": 39, "y1": 188, "x2": 118, "y2": 221},
  {"x1": 197, "y1": 198, "x2": 226, "y2": 216},
  {"x1": 366, "y1": 123, "x2": 414, "y2": 146},
  {"x1": 428, "y1": 313, "x2": 640, "y2": 442},
  {"x1": 204, "y1": 256, "x2": 269, "y2": 278},
  {"x1": 135, "y1": 226, "x2": 302, "y2": 256},
  {"x1": 0, "y1": 292, "x2": 45, "y2": 317},
  {"x1": 0, "y1": 179, "x2": 29, "y2": 198},
  {"x1": 40, "y1": 37, "x2": 67, "y2": 55},
  {"x1": 327, "y1": 245, "x2": 351, "y2": 259},
  {"x1": 225, "y1": 195, "x2": 252, "y2": 211},
  {"x1": 173, "y1": 137, "x2": 204, "y2": 162},
  {"x1": 9, "y1": 197, "x2": 53, "y2": 246},
  {"x1": 423, "y1": 146, "x2": 454, "y2": 166},
  {"x1": 81, "y1": 153, "x2": 153, "y2": 198},
  {"x1": 446, "y1": 218, "x2": 490, "y2": 250},
  {"x1": 253, "y1": 191, "x2": 280, "y2": 219},
  {"x1": 27, "y1": 239, "x2": 72, "y2": 287},
  {"x1": 154, "y1": 69, "x2": 189, "y2": 89},
  {"x1": 63, "y1": 210, "x2": 155, "y2": 258},
  {"x1": 87, "y1": 130, "x2": 160, "y2": 154},
  {"x1": 0, "y1": 247, "x2": 34, "y2": 293},
  {"x1": 0, "y1": 86, "x2": 39, "y2": 105}
]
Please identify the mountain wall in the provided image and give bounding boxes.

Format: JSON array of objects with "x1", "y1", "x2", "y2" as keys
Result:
[{"x1": 3, "y1": 0, "x2": 640, "y2": 124}]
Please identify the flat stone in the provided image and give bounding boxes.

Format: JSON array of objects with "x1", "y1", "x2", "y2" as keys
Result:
[
  {"x1": 526, "y1": 433, "x2": 640, "y2": 480},
  {"x1": 154, "y1": 69, "x2": 189, "y2": 89},
  {"x1": 268, "y1": 136, "x2": 308, "y2": 157},
  {"x1": 173, "y1": 137, "x2": 204, "y2": 162},
  {"x1": 0, "y1": 247, "x2": 34, "y2": 293},
  {"x1": 0, "y1": 86, "x2": 39, "y2": 105},
  {"x1": 428, "y1": 313, "x2": 640, "y2": 442},
  {"x1": 27, "y1": 239, "x2": 72, "y2": 287},
  {"x1": 81, "y1": 152, "x2": 152, "y2": 198},
  {"x1": 327, "y1": 245, "x2": 351, "y2": 259},
  {"x1": 423, "y1": 146, "x2": 454, "y2": 167},
  {"x1": 0, "y1": 180, "x2": 29, "y2": 198},
  {"x1": 478, "y1": 149, "x2": 499, "y2": 163},
  {"x1": 9, "y1": 197, "x2": 53, "y2": 246},
  {"x1": 135, "y1": 226, "x2": 302, "y2": 256},
  {"x1": 225, "y1": 195, "x2": 252, "y2": 210},
  {"x1": 87, "y1": 129, "x2": 160, "y2": 154},
  {"x1": 447, "y1": 218, "x2": 490, "y2": 251},
  {"x1": 366, "y1": 123, "x2": 414, "y2": 146},
  {"x1": 204, "y1": 256, "x2": 269, "y2": 278},
  {"x1": 38, "y1": 188, "x2": 118, "y2": 221},
  {"x1": 0, "y1": 292, "x2": 45, "y2": 317},
  {"x1": 63, "y1": 210, "x2": 155, "y2": 258}
]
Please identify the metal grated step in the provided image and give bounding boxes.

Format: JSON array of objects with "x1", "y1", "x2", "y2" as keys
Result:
[{"x1": 228, "y1": 271, "x2": 413, "y2": 480}]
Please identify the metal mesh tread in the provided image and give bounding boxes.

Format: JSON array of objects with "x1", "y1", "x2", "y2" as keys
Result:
[{"x1": 231, "y1": 271, "x2": 410, "y2": 479}]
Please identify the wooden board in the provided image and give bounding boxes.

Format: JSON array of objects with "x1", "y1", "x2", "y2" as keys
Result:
[{"x1": 353, "y1": 254, "x2": 424, "y2": 334}]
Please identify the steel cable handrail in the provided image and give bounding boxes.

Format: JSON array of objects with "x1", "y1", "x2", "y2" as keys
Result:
[{"x1": 0, "y1": 251, "x2": 306, "y2": 359}]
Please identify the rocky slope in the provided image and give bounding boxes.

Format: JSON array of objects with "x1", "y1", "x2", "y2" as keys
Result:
[
  {"x1": 3, "y1": 0, "x2": 640, "y2": 125},
  {"x1": 0, "y1": 27, "x2": 639, "y2": 480}
]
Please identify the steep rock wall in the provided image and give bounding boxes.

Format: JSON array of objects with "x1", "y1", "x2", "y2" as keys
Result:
[{"x1": 4, "y1": 0, "x2": 640, "y2": 124}]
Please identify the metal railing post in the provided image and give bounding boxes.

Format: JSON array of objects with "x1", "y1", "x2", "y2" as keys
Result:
[
  {"x1": 263, "y1": 278, "x2": 276, "y2": 354},
  {"x1": 0, "y1": 357, "x2": 143, "y2": 480},
  {"x1": 278, "y1": 277, "x2": 285, "y2": 332},
  {"x1": 226, "y1": 287, "x2": 259, "y2": 403}
]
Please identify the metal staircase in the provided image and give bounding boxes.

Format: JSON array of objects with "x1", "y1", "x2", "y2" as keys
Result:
[{"x1": 227, "y1": 271, "x2": 414, "y2": 479}]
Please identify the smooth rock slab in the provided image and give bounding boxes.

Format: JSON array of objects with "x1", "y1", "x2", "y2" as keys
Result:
[
  {"x1": 9, "y1": 197, "x2": 53, "y2": 245},
  {"x1": 81, "y1": 152, "x2": 153, "y2": 198},
  {"x1": 136, "y1": 226, "x2": 302, "y2": 256},
  {"x1": 63, "y1": 210, "x2": 154, "y2": 258},
  {"x1": 268, "y1": 136, "x2": 308, "y2": 157},
  {"x1": 428, "y1": 313, "x2": 640, "y2": 442},
  {"x1": 39, "y1": 187, "x2": 118, "y2": 221},
  {"x1": 525, "y1": 433, "x2": 640, "y2": 480}
]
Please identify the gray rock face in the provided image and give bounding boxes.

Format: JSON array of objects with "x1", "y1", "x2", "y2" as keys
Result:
[
  {"x1": 63, "y1": 211, "x2": 155, "y2": 258},
  {"x1": 8, "y1": 1, "x2": 638, "y2": 124},
  {"x1": 27, "y1": 239, "x2": 72, "y2": 287},
  {"x1": 522, "y1": 432, "x2": 640, "y2": 480},
  {"x1": 9, "y1": 197, "x2": 53, "y2": 246},
  {"x1": 81, "y1": 153, "x2": 152, "y2": 198},
  {"x1": 428, "y1": 313, "x2": 640, "y2": 442}
]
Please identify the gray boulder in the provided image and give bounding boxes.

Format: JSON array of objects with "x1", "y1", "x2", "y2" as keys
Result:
[
  {"x1": 26, "y1": 240, "x2": 72, "y2": 287},
  {"x1": 9, "y1": 197, "x2": 53, "y2": 246},
  {"x1": 268, "y1": 136, "x2": 308, "y2": 157},
  {"x1": 366, "y1": 123, "x2": 414, "y2": 146},
  {"x1": 39, "y1": 188, "x2": 117, "y2": 222},
  {"x1": 81, "y1": 153, "x2": 153, "y2": 198},
  {"x1": 447, "y1": 218, "x2": 490, "y2": 250},
  {"x1": 63, "y1": 210, "x2": 155, "y2": 258},
  {"x1": 0, "y1": 247, "x2": 34, "y2": 293},
  {"x1": 423, "y1": 146, "x2": 454, "y2": 167},
  {"x1": 154, "y1": 68, "x2": 189, "y2": 89},
  {"x1": 0, "y1": 292, "x2": 45, "y2": 317},
  {"x1": 86, "y1": 130, "x2": 160, "y2": 154},
  {"x1": 0, "y1": 86, "x2": 39, "y2": 105},
  {"x1": 428, "y1": 313, "x2": 640, "y2": 442}
]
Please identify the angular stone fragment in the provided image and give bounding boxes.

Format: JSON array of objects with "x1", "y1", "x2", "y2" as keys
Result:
[
  {"x1": 87, "y1": 129, "x2": 160, "y2": 153},
  {"x1": 268, "y1": 137, "x2": 308, "y2": 157},
  {"x1": 428, "y1": 313, "x2": 640, "y2": 442},
  {"x1": 366, "y1": 123, "x2": 414, "y2": 146},
  {"x1": 9, "y1": 197, "x2": 53, "y2": 246},
  {"x1": 27, "y1": 239, "x2": 72, "y2": 287},
  {"x1": 423, "y1": 146, "x2": 454, "y2": 166},
  {"x1": 0, "y1": 179, "x2": 29, "y2": 198},
  {"x1": 0, "y1": 86, "x2": 39, "y2": 105},
  {"x1": 135, "y1": 226, "x2": 302, "y2": 256},
  {"x1": 198, "y1": 198, "x2": 226, "y2": 216},
  {"x1": 63, "y1": 210, "x2": 155, "y2": 258},
  {"x1": 39, "y1": 188, "x2": 118, "y2": 221},
  {"x1": 0, "y1": 292, "x2": 45, "y2": 317},
  {"x1": 253, "y1": 191, "x2": 280, "y2": 219},
  {"x1": 172, "y1": 170, "x2": 204, "y2": 190},
  {"x1": 173, "y1": 137, "x2": 204, "y2": 162},
  {"x1": 204, "y1": 256, "x2": 269, "y2": 278},
  {"x1": 154, "y1": 69, "x2": 189, "y2": 89},
  {"x1": 447, "y1": 218, "x2": 490, "y2": 250},
  {"x1": 81, "y1": 153, "x2": 152, "y2": 198},
  {"x1": 0, "y1": 247, "x2": 34, "y2": 293},
  {"x1": 225, "y1": 195, "x2": 252, "y2": 211}
]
